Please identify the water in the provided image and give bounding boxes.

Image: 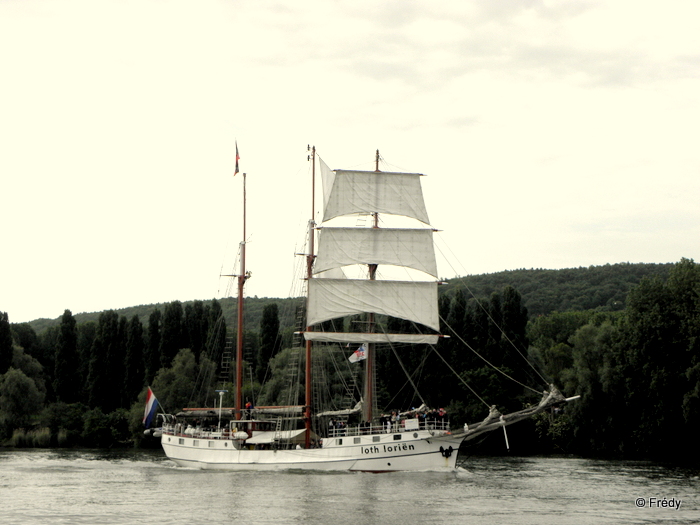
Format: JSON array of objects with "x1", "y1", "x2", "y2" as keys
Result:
[{"x1": 1, "y1": 449, "x2": 698, "y2": 524}]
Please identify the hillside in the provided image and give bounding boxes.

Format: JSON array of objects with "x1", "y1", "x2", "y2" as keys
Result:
[
  {"x1": 441, "y1": 262, "x2": 673, "y2": 317},
  {"x1": 26, "y1": 262, "x2": 673, "y2": 334}
]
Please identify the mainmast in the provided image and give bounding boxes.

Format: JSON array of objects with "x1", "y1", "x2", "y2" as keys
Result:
[
  {"x1": 363, "y1": 149, "x2": 381, "y2": 424},
  {"x1": 304, "y1": 145, "x2": 316, "y2": 448}
]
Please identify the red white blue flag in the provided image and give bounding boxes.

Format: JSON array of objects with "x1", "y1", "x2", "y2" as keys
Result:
[
  {"x1": 348, "y1": 344, "x2": 367, "y2": 363},
  {"x1": 143, "y1": 387, "x2": 159, "y2": 428}
]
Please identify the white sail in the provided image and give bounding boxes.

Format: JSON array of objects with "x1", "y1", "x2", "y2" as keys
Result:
[
  {"x1": 314, "y1": 227, "x2": 438, "y2": 277},
  {"x1": 307, "y1": 279, "x2": 440, "y2": 333},
  {"x1": 322, "y1": 170, "x2": 430, "y2": 224},
  {"x1": 303, "y1": 331, "x2": 440, "y2": 345}
]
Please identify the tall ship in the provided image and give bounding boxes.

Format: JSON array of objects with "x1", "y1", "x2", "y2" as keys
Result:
[{"x1": 156, "y1": 147, "x2": 575, "y2": 471}]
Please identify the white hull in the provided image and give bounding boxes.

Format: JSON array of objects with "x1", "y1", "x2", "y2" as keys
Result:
[{"x1": 161, "y1": 429, "x2": 464, "y2": 472}]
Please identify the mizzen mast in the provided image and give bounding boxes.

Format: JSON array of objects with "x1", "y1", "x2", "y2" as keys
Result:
[{"x1": 304, "y1": 145, "x2": 316, "y2": 448}]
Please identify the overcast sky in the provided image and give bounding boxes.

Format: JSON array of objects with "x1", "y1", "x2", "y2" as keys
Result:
[{"x1": 2, "y1": 0, "x2": 699, "y2": 323}]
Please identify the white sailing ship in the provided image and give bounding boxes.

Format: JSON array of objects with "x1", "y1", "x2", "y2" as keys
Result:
[{"x1": 158, "y1": 148, "x2": 575, "y2": 471}]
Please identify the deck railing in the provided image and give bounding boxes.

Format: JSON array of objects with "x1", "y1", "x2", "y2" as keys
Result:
[{"x1": 162, "y1": 418, "x2": 450, "y2": 440}]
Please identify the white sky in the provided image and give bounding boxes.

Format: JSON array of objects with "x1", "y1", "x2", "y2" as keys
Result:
[{"x1": 1, "y1": 0, "x2": 699, "y2": 323}]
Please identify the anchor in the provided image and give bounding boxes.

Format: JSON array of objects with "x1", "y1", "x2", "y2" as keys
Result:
[{"x1": 439, "y1": 445, "x2": 453, "y2": 458}]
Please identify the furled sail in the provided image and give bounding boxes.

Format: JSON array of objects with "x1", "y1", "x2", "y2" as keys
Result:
[
  {"x1": 314, "y1": 227, "x2": 438, "y2": 277},
  {"x1": 307, "y1": 279, "x2": 440, "y2": 333},
  {"x1": 322, "y1": 170, "x2": 430, "y2": 224}
]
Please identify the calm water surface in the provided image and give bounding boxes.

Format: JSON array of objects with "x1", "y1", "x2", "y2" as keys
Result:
[{"x1": 0, "y1": 448, "x2": 698, "y2": 524}]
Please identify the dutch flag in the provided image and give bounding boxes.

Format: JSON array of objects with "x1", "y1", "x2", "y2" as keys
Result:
[
  {"x1": 348, "y1": 344, "x2": 367, "y2": 363},
  {"x1": 143, "y1": 387, "x2": 159, "y2": 428}
]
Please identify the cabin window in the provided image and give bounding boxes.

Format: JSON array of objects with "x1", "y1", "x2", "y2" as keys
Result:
[
  {"x1": 336, "y1": 439, "x2": 343, "y2": 446},
  {"x1": 354, "y1": 437, "x2": 361, "y2": 444},
  {"x1": 208, "y1": 441, "x2": 215, "y2": 448},
  {"x1": 393, "y1": 434, "x2": 402, "y2": 440},
  {"x1": 373, "y1": 436, "x2": 380, "y2": 443},
  {"x1": 193, "y1": 440, "x2": 199, "y2": 447},
  {"x1": 178, "y1": 438, "x2": 184, "y2": 445}
]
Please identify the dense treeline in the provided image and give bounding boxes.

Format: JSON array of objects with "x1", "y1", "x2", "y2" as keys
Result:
[
  {"x1": 443, "y1": 262, "x2": 672, "y2": 316},
  {"x1": 1, "y1": 260, "x2": 697, "y2": 464},
  {"x1": 0, "y1": 300, "x2": 231, "y2": 447},
  {"x1": 26, "y1": 263, "x2": 669, "y2": 334}
]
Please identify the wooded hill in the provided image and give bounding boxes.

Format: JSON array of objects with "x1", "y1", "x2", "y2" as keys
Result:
[{"x1": 27, "y1": 262, "x2": 673, "y2": 335}]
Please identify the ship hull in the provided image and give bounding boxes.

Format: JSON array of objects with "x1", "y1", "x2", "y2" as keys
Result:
[{"x1": 161, "y1": 430, "x2": 464, "y2": 472}]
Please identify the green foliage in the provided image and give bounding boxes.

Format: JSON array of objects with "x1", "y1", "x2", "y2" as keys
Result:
[
  {"x1": 40, "y1": 402, "x2": 87, "y2": 447},
  {"x1": 443, "y1": 263, "x2": 672, "y2": 317},
  {"x1": 151, "y1": 348, "x2": 216, "y2": 413},
  {"x1": 0, "y1": 311, "x2": 13, "y2": 375},
  {"x1": 257, "y1": 347, "x2": 310, "y2": 407},
  {"x1": 82, "y1": 407, "x2": 130, "y2": 447},
  {"x1": 532, "y1": 258, "x2": 700, "y2": 463},
  {"x1": 145, "y1": 309, "x2": 162, "y2": 384},
  {"x1": 0, "y1": 367, "x2": 44, "y2": 433},
  {"x1": 124, "y1": 315, "x2": 145, "y2": 404},
  {"x1": 257, "y1": 303, "x2": 281, "y2": 383},
  {"x1": 54, "y1": 310, "x2": 80, "y2": 403},
  {"x1": 159, "y1": 301, "x2": 183, "y2": 369}
]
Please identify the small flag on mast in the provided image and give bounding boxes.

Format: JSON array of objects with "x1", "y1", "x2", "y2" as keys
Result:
[
  {"x1": 143, "y1": 387, "x2": 159, "y2": 428},
  {"x1": 234, "y1": 141, "x2": 240, "y2": 176},
  {"x1": 348, "y1": 344, "x2": 367, "y2": 363}
]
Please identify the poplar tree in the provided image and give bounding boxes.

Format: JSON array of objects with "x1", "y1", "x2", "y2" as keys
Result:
[
  {"x1": 256, "y1": 303, "x2": 280, "y2": 382},
  {"x1": 184, "y1": 300, "x2": 208, "y2": 363},
  {"x1": 145, "y1": 309, "x2": 162, "y2": 384},
  {"x1": 0, "y1": 311, "x2": 12, "y2": 375},
  {"x1": 124, "y1": 315, "x2": 145, "y2": 403},
  {"x1": 160, "y1": 301, "x2": 183, "y2": 369},
  {"x1": 87, "y1": 310, "x2": 120, "y2": 411},
  {"x1": 53, "y1": 310, "x2": 79, "y2": 402}
]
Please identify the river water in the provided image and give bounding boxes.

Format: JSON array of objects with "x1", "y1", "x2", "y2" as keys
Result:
[{"x1": 1, "y1": 449, "x2": 698, "y2": 524}]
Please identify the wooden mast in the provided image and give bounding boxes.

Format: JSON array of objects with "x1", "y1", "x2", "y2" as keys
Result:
[
  {"x1": 235, "y1": 171, "x2": 247, "y2": 420},
  {"x1": 304, "y1": 146, "x2": 316, "y2": 447},
  {"x1": 364, "y1": 149, "x2": 380, "y2": 424}
]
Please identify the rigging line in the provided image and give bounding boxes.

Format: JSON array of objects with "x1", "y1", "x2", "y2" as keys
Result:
[
  {"x1": 393, "y1": 316, "x2": 483, "y2": 410},
  {"x1": 439, "y1": 313, "x2": 542, "y2": 395},
  {"x1": 380, "y1": 326, "x2": 427, "y2": 407},
  {"x1": 427, "y1": 340, "x2": 491, "y2": 408},
  {"x1": 433, "y1": 236, "x2": 550, "y2": 386}
]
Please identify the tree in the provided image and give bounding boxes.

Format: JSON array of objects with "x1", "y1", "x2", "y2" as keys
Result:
[
  {"x1": 124, "y1": 315, "x2": 145, "y2": 404},
  {"x1": 0, "y1": 367, "x2": 44, "y2": 431},
  {"x1": 184, "y1": 300, "x2": 208, "y2": 363},
  {"x1": 151, "y1": 348, "x2": 215, "y2": 413},
  {"x1": 145, "y1": 308, "x2": 162, "y2": 384},
  {"x1": 10, "y1": 323, "x2": 39, "y2": 357},
  {"x1": 87, "y1": 311, "x2": 121, "y2": 411},
  {"x1": 0, "y1": 311, "x2": 13, "y2": 375},
  {"x1": 160, "y1": 301, "x2": 183, "y2": 369},
  {"x1": 53, "y1": 310, "x2": 80, "y2": 403},
  {"x1": 76, "y1": 322, "x2": 97, "y2": 391},
  {"x1": 256, "y1": 303, "x2": 280, "y2": 383}
]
